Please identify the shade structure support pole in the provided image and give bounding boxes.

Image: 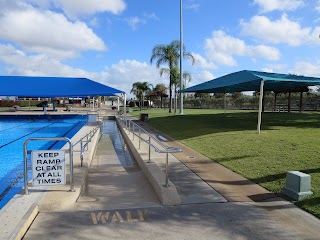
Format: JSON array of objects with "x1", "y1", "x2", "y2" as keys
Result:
[
  {"x1": 262, "y1": 91, "x2": 265, "y2": 112},
  {"x1": 257, "y1": 80, "x2": 264, "y2": 134},
  {"x1": 274, "y1": 92, "x2": 277, "y2": 112},
  {"x1": 123, "y1": 93, "x2": 127, "y2": 117},
  {"x1": 92, "y1": 97, "x2": 95, "y2": 111},
  {"x1": 288, "y1": 92, "x2": 291, "y2": 113},
  {"x1": 300, "y1": 92, "x2": 303, "y2": 113},
  {"x1": 117, "y1": 97, "x2": 120, "y2": 111},
  {"x1": 224, "y1": 92, "x2": 226, "y2": 114},
  {"x1": 179, "y1": 0, "x2": 184, "y2": 115}
]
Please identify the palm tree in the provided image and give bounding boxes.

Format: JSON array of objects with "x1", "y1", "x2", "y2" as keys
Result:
[
  {"x1": 161, "y1": 67, "x2": 192, "y2": 113},
  {"x1": 130, "y1": 82, "x2": 153, "y2": 110},
  {"x1": 150, "y1": 40, "x2": 194, "y2": 113}
]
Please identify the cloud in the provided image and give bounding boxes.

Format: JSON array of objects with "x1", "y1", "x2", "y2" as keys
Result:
[
  {"x1": 144, "y1": 12, "x2": 160, "y2": 21},
  {"x1": 261, "y1": 64, "x2": 288, "y2": 73},
  {"x1": 291, "y1": 61, "x2": 320, "y2": 77},
  {"x1": 125, "y1": 17, "x2": 146, "y2": 31},
  {"x1": 28, "y1": 0, "x2": 126, "y2": 19},
  {"x1": 189, "y1": 70, "x2": 215, "y2": 87},
  {"x1": 0, "y1": 44, "x2": 93, "y2": 77},
  {"x1": 204, "y1": 30, "x2": 280, "y2": 66},
  {"x1": 253, "y1": 0, "x2": 304, "y2": 13},
  {"x1": 185, "y1": 0, "x2": 200, "y2": 11},
  {"x1": 241, "y1": 14, "x2": 320, "y2": 46},
  {"x1": 317, "y1": 1, "x2": 320, "y2": 12},
  {"x1": 192, "y1": 53, "x2": 217, "y2": 69},
  {"x1": 102, "y1": 60, "x2": 166, "y2": 97},
  {"x1": 125, "y1": 13, "x2": 159, "y2": 30},
  {"x1": 0, "y1": 5, "x2": 106, "y2": 59},
  {"x1": 185, "y1": 4, "x2": 200, "y2": 11},
  {"x1": 261, "y1": 68, "x2": 274, "y2": 73}
]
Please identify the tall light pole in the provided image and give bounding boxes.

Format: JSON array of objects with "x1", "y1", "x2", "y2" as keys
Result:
[{"x1": 179, "y1": 0, "x2": 184, "y2": 114}]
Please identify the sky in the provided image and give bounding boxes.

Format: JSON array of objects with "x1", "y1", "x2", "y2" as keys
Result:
[{"x1": 0, "y1": 0, "x2": 320, "y2": 98}]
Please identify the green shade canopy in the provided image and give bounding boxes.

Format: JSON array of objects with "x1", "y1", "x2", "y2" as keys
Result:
[{"x1": 182, "y1": 70, "x2": 320, "y2": 93}]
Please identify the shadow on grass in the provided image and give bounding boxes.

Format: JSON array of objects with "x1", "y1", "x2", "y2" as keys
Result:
[
  {"x1": 148, "y1": 112, "x2": 320, "y2": 140},
  {"x1": 214, "y1": 154, "x2": 256, "y2": 162},
  {"x1": 250, "y1": 167, "x2": 320, "y2": 184}
]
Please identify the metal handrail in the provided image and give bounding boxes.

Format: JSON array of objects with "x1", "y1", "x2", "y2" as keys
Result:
[
  {"x1": 78, "y1": 122, "x2": 102, "y2": 167},
  {"x1": 117, "y1": 115, "x2": 182, "y2": 187},
  {"x1": 72, "y1": 122, "x2": 102, "y2": 148}
]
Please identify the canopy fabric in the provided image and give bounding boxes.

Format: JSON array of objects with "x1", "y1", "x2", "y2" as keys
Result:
[
  {"x1": 182, "y1": 70, "x2": 320, "y2": 93},
  {"x1": 0, "y1": 76, "x2": 124, "y2": 97}
]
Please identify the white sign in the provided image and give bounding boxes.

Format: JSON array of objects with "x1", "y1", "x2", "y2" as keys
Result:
[{"x1": 32, "y1": 150, "x2": 66, "y2": 186}]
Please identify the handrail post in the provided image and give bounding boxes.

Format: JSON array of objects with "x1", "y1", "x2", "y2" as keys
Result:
[
  {"x1": 80, "y1": 139, "x2": 83, "y2": 167},
  {"x1": 23, "y1": 140, "x2": 29, "y2": 195},
  {"x1": 127, "y1": 119, "x2": 129, "y2": 133},
  {"x1": 68, "y1": 140, "x2": 75, "y2": 192},
  {"x1": 86, "y1": 133, "x2": 89, "y2": 151},
  {"x1": 165, "y1": 152, "x2": 169, "y2": 187},
  {"x1": 130, "y1": 120, "x2": 132, "y2": 134},
  {"x1": 132, "y1": 124, "x2": 135, "y2": 141},
  {"x1": 148, "y1": 135, "x2": 151, "y2": 162},
  {"x1": 139, "y1": 127, "x2": 141, "y2": 149}
]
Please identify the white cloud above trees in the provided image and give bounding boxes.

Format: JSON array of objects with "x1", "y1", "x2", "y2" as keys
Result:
[
  {"x1": 0, "y1": 4, "x2": 106, "y2": 59},
  {"x1": 28, "y1": 0, "x2": 126, "y2": 18},
  {"x1": 253, "y1": 0, "x2": 304, "y2": 13},
  {"x1": 241, "y1": 14, "x2": 307, "y2": 46},
  {"x1": 204, "y1": 30, "x2": 280, "y2": 66},
  {"x1": 241, "y1": 14, "x2": 320, "y2": 46}
]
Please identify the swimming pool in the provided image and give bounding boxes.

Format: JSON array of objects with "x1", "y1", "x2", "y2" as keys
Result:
[{"x1": 0, "y1": 115, "x2": 87, "y2": 209}]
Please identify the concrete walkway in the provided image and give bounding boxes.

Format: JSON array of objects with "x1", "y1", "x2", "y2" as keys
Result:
[
  {"x1": 67, "y1": 134, "x2": 161, "y2": 211},
  {"x1": 22, "y1": 119, "x2": 320, "y2": 240}
]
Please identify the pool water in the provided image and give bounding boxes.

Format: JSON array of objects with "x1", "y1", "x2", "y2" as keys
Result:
[{"x1": 0, "y1": 115, "x2": 86, "y2": 209}]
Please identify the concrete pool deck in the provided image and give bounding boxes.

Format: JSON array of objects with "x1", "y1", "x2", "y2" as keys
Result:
[{"x1": 1, "y1": 110, "x2": 320, "y2": 239}]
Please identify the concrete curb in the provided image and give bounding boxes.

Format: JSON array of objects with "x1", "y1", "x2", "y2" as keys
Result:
[
  {"x1": 117, "y1": 119, "x2": 181, "y2": 206},
  {"x1": 11, "y1": 203, "x2": 39, "y2": 240}
]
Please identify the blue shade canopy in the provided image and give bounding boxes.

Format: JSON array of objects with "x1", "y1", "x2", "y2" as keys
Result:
[
  {"x1": 0, "y1": 76, "x2": 124, "y2": 97},
  {"x1": 182, "y1": 70, "x2": 320, "y2": 93}
]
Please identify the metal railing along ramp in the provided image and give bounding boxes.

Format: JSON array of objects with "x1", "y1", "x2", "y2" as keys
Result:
[{"x1": 117, "y1": 115, "x2": 182, "y2": 187}]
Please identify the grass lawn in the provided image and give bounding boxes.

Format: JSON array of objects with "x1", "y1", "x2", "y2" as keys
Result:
[{"x1": 130, "y1": 108, "x2": 320, "y2": 218}]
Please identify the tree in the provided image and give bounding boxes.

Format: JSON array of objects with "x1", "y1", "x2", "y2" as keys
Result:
[
  {"x1": 154, "y1": 83, "x2": 168, "y2": 108},
  {"x1": 150, "y1": 40, "x2": 194, "y2": 113},
  {"x1": 231, "y1": 92, "x2": 243, "y2": 99},
  {"x1": 130, "y1": 82, "x2": 153, "y2": 110},
  {"x1": 161, "y1": 67, "x2": 192, "y2": 113}
]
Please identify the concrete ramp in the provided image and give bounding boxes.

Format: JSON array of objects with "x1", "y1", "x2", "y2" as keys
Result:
[{"x1": 67, "y1": 134, "x2": 161, "y2": 211}]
